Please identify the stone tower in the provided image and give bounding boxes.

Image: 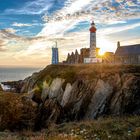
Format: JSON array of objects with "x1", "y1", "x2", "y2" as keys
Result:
[
  {"x1": 89, "y1": 21, "x2": 97, "y2": 58},
  {"x1": 117, "y1": 41, "x2": 120, "y2": 48},
  {"x1": 52, "y1": 41, "x2": 59, "y2": 64}
]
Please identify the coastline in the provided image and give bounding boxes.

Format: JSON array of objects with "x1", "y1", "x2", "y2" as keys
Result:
[
  {"x1": 0, "y1": 83, "x2": 12, "y2": 91},
  {"x1": 0, "y1": 64, "x2": 139, "y2": 139}
]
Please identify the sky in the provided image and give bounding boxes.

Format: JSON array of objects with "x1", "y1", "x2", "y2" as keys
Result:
[{"x1": 0, "y1": 0, "x2": 140, "y2": 67}]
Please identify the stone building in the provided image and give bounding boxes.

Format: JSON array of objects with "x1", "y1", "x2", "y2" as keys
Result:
[
  {"x1": 79, "y1": 48, "x2": 90, "y2": 63},
  {"x1": 115, "y1": 42, "x2": 140, "y2": 64},
  {"x1": 65, "y1": 47, "x2": 101, "y2": 64},
  {"x1": 66, "y1": 48, "x2": 90, "y2": 64}
]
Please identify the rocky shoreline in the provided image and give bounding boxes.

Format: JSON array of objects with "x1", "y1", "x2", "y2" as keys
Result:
[{"x1": 0, "y1": 64, "x2": 140, "y2": 131}]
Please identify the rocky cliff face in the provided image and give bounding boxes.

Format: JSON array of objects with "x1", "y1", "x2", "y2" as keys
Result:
[{"x1": 1, "y1": 64, "x2": 140, "y2": 130}]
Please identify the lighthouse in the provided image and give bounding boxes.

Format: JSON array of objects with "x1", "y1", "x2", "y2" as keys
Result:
[
  {"x1": 89, "y1": 21, "x2": 97, "y2": 58},
  {"x1": 84, "y1": 21, "x2": 102, "y2": 63}
]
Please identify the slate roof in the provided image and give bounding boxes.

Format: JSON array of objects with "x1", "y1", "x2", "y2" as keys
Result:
[{"x1": 115, "y1": 44, "x2": 140, "y2": 56}]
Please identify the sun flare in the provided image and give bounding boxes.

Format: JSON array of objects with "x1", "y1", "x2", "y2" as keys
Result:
[
  {"x1": 98, "y1": 50, "x2": 105, "y2": 56},
  {"x1": 97, "y1": 38, "x2": 116, "y2": 55}
]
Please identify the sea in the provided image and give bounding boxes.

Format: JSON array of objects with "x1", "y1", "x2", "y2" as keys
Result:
[
  {"x1": 0, "y1": 67, "x2": 42, "y2": 91},
  {"x1": 0, "y1": 67, "x2": 42, "y2": 83}
]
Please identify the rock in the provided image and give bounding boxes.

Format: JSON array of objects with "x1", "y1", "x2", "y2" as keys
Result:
[
  {"x1": 1, "y1": 81, "x2": 23, "y2": 93},
  {"x1": 30, "y1": 87, "x2": 42, "y2": 104},
  {"x1": 62, "y1": 80, "x2": 95, "y2": 120},
  {"x1": 85, "y1": 79, "x2": 113, "y2": 119},
  {"x1": 43, "y1": 99, "x2": 62, "y2": 123},
  {"x1": 61, "y1": 83, "x2": 72, "y2": 107},
  {"x1": 110, "y1": 74, "x2": 140, "y2": 115},
  {"x1": 48, "y1": 78, "x2": 65, "y2": 103},
  {"x1": 41, "y1": 81, "x2": 49, "y2": 102},
  {"x1": 0, "y1": 84, "x2": 3, "y2": 91},
  {"x1": 35, "y1": 99, "x2": 62, "y2": 130}
]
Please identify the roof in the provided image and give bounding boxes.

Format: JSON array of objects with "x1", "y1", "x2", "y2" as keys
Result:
[
  {"x1": 115, "y1": 44, "x2": 140, "y2": 56},
  {"x1": 105, "y1": 52, "x2": 114, "y2": 55}
]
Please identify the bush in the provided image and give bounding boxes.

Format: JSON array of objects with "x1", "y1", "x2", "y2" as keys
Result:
[{"x1": 0, "y1": 92, "x2": 37, "y2": 131}]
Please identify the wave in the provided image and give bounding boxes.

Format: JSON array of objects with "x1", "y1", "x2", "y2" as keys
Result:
[{"x1": 0, "y1": 83, "x2": 12, "y2": 91}]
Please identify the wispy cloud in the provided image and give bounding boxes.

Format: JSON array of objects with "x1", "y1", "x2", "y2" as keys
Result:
[
  {"x1": 4, "y1": 0, "x2": 54, "y2": 15},
  {"x1": 98, "y1": 23, "x2": 140, "y2": 35},
  {"x1": 12, "y1": 22, "x2": 33, "y2": 27},
  {"x1": 40, "y1": 0, "x2": 140, "y2": 37},
  {"x1": 42, "y1": 0, "x2": 140, "y2": 23}
]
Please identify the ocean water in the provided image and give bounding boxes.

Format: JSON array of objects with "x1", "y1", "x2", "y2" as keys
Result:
[{"x1": 0, "y1": 67, "x2": 42, "y2": 82}]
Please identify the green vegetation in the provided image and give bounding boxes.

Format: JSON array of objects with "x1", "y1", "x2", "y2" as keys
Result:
[{"x1": 0, "y1": 116, "x2": 139, "y2": 140}]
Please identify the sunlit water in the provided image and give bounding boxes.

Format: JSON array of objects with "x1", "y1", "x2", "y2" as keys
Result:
[{"x1": 0, "y1": 67, "x2": 42, "y2": 82}]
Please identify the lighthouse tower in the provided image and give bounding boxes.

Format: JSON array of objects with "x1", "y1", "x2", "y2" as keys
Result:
[
  {"x1": 84, "y1": 21, "x2": 102, "y2": 64},
  {"x1": 52, "y1": 41, "x2": 59, "y2": 64},
  {"x1": 89, "y1": 21, "x2": 97, "y2": 58}
]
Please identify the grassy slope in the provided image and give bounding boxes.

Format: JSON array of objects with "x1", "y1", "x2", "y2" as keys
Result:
[
  {"x1": 30, "y1": 64, "x2": 140, "y2": 90},
  {"x1": 0, "y1": 116, "x2": 140, "y2": 140},
  {"x1": 38, "y1": 64, "x2": 140, "y2": 80}
]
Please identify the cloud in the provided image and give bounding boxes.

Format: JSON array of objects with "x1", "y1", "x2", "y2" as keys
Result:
[
  {"x1": 4, "y1": 0, "x2": 58, "y2": 15},
  {"x1": 98, "y1": 23, "x2": 140, "y2": 35},
  {"x1": 0, "y1": 29, "x2": 24, "y2": 41},
  {"x1": 4, "y1": 28, "x2": 17, "y2": 34},
  {"x1": 106, "y1": 20, "x2": 127, "y2": 25},
  {"x1": 0, "y1": 29, "x2": 53, "y2": 66},
  {"x1": 12, "y1": 22, "x2": 33, "y2": 27},
  {"x1": 0, "y1": 40, "x2": 7, "y2": 51},
  {"x1": 40, "y1": 0, "x2": 140, "y2": 38},
  {"x1": 42, "y1": 0, "x2": 140, "y2": 23}
]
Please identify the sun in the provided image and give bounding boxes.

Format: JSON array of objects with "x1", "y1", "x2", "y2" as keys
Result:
[
  {"x1": 97, "y1": 38, "x2": 116, "y2": 55},
  {"x1": 98, "y1": 50, "x2": 105, "y2": 56}
]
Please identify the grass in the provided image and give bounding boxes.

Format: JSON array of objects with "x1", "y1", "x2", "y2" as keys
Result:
[
  {"x1": 2, "y1": 64, "x2": 140, "y2": 94},
  {"x1": 0, "y1": 116, "x2": 140, "y2": 140},
  {"x1": 38, "y1": 64, "x2": 140, "y2": 82},
  {"x1": 20, "y1": 64, "x2": 140, "y2": 93}
]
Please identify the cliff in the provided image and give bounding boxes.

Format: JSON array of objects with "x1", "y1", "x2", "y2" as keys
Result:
[{"x1": 0, "y1": 64, "x2": 140, "y2": 131}]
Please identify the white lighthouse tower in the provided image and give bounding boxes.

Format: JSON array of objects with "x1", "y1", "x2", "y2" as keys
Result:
[
  {"x1": 89, "y1": 21, "x2": 97, "y2": 58},
  {"x1": 84, "y1": 21, "x2": 102, "y2": 63}
]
